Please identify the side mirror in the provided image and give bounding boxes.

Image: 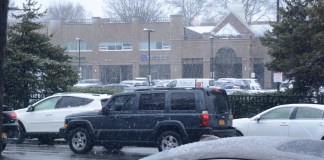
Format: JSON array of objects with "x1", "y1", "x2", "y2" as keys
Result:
[
  {"x1": 27, "y1": 105, "x2": 34, "y2": 112},
  {"x1": 254, "y1": 115, "x2": 261, "y2": 122}
]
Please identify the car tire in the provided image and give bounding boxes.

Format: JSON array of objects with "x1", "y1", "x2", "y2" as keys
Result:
[
  {"x1": 16, "y1": 123, "x2": 26, "y2": 144},
  {"x1": 68, "y1": 128, "x2": 93, "y2": 154},
  {"x1": 103, "y1": 144, "x2": 123, "y2": 153},
  {"x1": 1, "y1": 144, "x2": 6, "y2": 152},
  {"x1": 235, "y1": 130, "x2": 243, "y2": 136},
  {"x1": 157, "y1": 131, "x2": 182, "y2": 152}
]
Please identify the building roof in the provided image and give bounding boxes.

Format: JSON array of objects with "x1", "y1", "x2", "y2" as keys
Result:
[{"x1": 185, "y1": 26, "x2": 215, "y2": 34}]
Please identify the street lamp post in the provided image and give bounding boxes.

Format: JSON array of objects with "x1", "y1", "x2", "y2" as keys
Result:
[
  {"x1": 75, "y1": 38, "x2": 82, "y2": 79},
  {"x1": 209, "y1": 36, "x2": 214, "y2": 79},
  {"x1": 143, "y1": 28, "x2": 154, "y2": 85}
]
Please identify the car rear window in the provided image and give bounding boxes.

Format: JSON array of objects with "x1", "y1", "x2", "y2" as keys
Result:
[
  {"x1": 208, "y1": 91, "x2": 230, "y2": 113},
  {"x1": 170, "y1": 92, "x2": 196, "y2": 110}
]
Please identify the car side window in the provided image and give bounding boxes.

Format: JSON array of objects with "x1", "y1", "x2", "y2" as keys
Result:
[
  {"x1": 167, "y1": 80, "x2": 176, "y2": 87},
  {"x1": 56, "y1": 96, "x2": 93, "y2": 109},
  {"x1": 260, "y1": 107, "x2": 293, "y2": 120},
  {"x1": 295, "y1": 107, "x2": 323, "y2": 119},
  {"x1": 34, "y1": 97, "x2": 60, "y2": 111},
  {"x1": 107, "y1": 94, "x2": 135, "y2": 111},
  {"x1": 139, "y1": 93, "x2": 165, "y2": 110},
  {"x1": 171, "y1": 92, "x2": 195, "y2": 110}
]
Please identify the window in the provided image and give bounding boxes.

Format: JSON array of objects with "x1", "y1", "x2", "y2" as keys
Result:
[
  {"x1": 260, "y1": 107, "x2": 293, "y2": 120},
  {"x1": 209, "y1": 92, "x2": 229, "y2": 113},
  {"x1": 99, "y1": 42, "x2": 132, "y2": 51},
  {"x1": 295, "y1": 107, "x2": 323, "y2": 119},
  {"x1": 139, "y1": 93, "x2": 165, "y2": 110},
  {"x1": 139, "y1": 41, "x2": 171, "y2": 51},
  {"x1": 61, "y1": 41, "x2": 92, "y2": 52},
  {"x1": 107, "y1": 95, "x2": 135, "y2": 111},
  {"x1": 34, "y1": 97, "x2": 60, "y2": 111},
  {"x1": 171, "y1": 92, "x2": 196, "y2": 110},
  {"x1": 56, "y1": 96, "x2": 93, "y2": 109}
]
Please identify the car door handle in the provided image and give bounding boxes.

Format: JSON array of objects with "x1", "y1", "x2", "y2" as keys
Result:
[
  {"x1": 280, "y1": 122, "x2": 289, "y2": 126},
  {"x1": 318, "y1": 122, "x2": 323, "y2": 126},
  {"x1": 45, "y1": 113, "x2": 53, "y2": 116}
]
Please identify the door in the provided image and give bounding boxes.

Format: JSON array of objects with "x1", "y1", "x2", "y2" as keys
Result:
[
  {"x1": 52, "y1": 96, "x2": 94, "y2": 132},
  {"x1": 25, "y1": 96, "x2": 60, "y2": 132},
  {"x1": 98, "y1": 94, "x2": 136, "y2": 141},
  {"x1": 133, "y1": 92, "x2": 166, "y2": 142},
  {"x1": 247, "y1": 107, "x2": 293, "y2": 137},
  {"x1": 289, "y1": 107, "x2": 324, "y2": 140}
]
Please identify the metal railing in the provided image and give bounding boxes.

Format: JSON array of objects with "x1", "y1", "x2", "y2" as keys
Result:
[{"x1": 229, "y1": 95, "x2": 324, "y2": 118}]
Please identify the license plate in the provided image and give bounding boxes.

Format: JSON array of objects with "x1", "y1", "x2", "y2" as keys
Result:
[
  {"x1": 218, "y1": 119, "x2": 225, "y2": 126},
  {"x1": 2, "y1": 132, "x2": 7, "y2": 139}
]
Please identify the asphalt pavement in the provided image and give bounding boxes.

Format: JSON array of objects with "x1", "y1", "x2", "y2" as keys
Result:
[{"x1": 2, "y1": 139, "x2": 158, "y2": 160}]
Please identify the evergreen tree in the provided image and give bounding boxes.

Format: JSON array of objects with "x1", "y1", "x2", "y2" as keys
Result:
[
  {"x1": 261, "y1": 0, "x2": 324, "y2": 95},
  {"x1": 5, "y1": 0, "x2": 78, "y2": 109}
]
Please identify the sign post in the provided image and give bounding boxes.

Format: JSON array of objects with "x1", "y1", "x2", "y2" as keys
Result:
[{"x1": 273, "y1": 72, "x2": 283, "y2": 92}]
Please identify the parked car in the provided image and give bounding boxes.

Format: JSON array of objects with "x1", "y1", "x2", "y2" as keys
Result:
[
  {"x1": 215, "y1": 80, "x2": 238, "y2": 89},
  {"x1": 218, "y1": 78, "x2": 250, "y2": 89},
  {"x1": 120, "y1": 80, "x2": 149, "y2": 86},
  {"x1": 233, "y1": 104, "x2": 324, "y2": 140},
  {"x1": 1, "y1": 105, "x2": 19, "y2": 152},
  {"x1": 166, "y1": 78, "x2": 216, "y2": 88},
  {"x1": 15, "y1": 92, "x2": 111, "y2": 144},
  {"x1": 103, "y1": 83, "x2": 132, "y2": 92},
  {"x1": 141, "y1": 136, "x2": 324, "y2": 160},
  {"x1": 73, "y1": 79, "x2": 103, "y2": 88},
  {"x1": 280, "y1": 79, "x2": 294, "y2": 91},
  {"x1": 60, "y1": 88, "x2": 236, "y2": 154},
  {"x1": 240, "y1": 78, "x2": 262, "y2": 90},
  {"x1": 152, "y1": 79, "x2": 173, "y2": 87}
]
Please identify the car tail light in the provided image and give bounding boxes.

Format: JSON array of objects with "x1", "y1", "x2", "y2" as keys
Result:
[
  {"x1": 9, "y1": 112, "x2": 17, "y2": 119},
  {"x1": 201, "y1": 111, "x2": 209, "y2": 127},
  {"x1": 213, "y1": 88, "x2": 222, "y2": 93}
]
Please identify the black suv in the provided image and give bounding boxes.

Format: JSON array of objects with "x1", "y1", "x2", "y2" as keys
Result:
[
  {"x1": 2, "y1": 105, "x2": 19, "y2": 152},
  {"x1": 60, "y1": 88, "x2": 235, "y2": 154}
]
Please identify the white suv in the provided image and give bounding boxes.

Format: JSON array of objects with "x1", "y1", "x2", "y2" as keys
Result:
[{"x1": 15, "y1": 92, "x2": 111, "y2": 144}]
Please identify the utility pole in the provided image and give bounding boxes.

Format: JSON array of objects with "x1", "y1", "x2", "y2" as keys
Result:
[
  {"x1": 0, "y1": 0, "x2": 9, "y2": 156},
  {"x1": 277, "y1": 0, "x2": 280, "y2": 22},
  {"x1": 276, "y1": 0, "x2": 280, "y2": 92}
]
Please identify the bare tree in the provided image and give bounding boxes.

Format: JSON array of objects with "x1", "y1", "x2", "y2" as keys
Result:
[
  {"x1": 243, "y1": 0, "x2": 276, "y2": 23},
  {"x1": 46, "y1": 2, "x2": 86, "y2": 20},
  {"x1": 165, "y1": 0, "x2": 207, "y2": 26},
  {"x1": 103, "y1": 0, "x2": 164, "y2": 22},
  {"x1": 202, "y1": 0, "x2": 229, "y2": 24},
  {"x1": 202, "y1": 0, "x2": 277, "y2": 24}
]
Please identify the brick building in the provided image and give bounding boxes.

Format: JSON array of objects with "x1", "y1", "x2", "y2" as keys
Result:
[{"x1": 47, "y1": 13, "x2": 274, "y2": 88}]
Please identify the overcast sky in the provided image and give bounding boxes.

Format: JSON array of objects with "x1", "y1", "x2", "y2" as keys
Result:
[{"x1": 12, "y1": 0, "x2": 105, "y2": 17}]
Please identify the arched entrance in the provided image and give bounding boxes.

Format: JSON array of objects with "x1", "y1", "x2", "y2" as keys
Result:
[{"x1": 211, "y1": 47, "x2": 242, "y2": 79}]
